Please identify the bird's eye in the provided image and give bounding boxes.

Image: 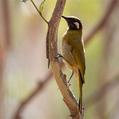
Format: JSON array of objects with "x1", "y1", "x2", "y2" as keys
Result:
[{"x1": 74, "y1": 22, "x2": 79, "y2": 29}]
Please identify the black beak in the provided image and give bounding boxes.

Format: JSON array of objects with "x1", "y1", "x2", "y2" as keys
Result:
[
  {"x1": 62, "y1": 16, "x2": 70, "y2": 28},
  {"x1": 62, "y1": 16, "x2": 67, "y2": 20},
  {"x1": 62, "y1": 16, "x2": 66, "y2": 18},
  {"x1": 62, "y1": 16, "x2": 70, "y2": 24}
]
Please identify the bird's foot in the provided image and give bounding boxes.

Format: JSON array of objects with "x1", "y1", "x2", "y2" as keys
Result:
[{"x1": 55, "y1": 53, "x2": 63, "y2": 59}]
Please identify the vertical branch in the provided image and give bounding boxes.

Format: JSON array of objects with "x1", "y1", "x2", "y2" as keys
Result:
[{"x1": 47, "y1": 0, "x2": 81, "y2": 119}]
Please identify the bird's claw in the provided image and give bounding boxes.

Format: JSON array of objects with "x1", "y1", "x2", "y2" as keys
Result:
[{"x1": 55, "y1": 53, "x2": 63, "y2": 59}]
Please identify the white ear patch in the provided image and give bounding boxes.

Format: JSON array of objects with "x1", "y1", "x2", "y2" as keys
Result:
[{"x1": 74, "y1": 22, "x2": 79, "y2": 29}]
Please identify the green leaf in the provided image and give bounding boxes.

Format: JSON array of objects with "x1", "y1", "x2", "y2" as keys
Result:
[{"x1": 39, "y1": 0, "x2": 46, "y2": 13}]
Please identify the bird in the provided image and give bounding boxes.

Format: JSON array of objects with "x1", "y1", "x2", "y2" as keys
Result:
[{"x1": 62, "y1": 16, "x2": 86, "y2": 112}]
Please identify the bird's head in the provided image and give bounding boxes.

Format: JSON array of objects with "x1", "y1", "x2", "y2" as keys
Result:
[{"x1": 62, "y1": 16, "x2": 82, "y2": 30}]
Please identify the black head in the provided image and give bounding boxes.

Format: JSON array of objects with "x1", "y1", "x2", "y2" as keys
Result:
[{"x1": 62, "y1": 16, "x2": 82, "y2": 30}]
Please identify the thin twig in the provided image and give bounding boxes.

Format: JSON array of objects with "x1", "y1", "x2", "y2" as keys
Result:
[
  {"x1": 30, "y1": 0, "x2": 48, "y2": 24},
  {"x1": 30, "y1": 0, "x2": 49, "y2": 64}
]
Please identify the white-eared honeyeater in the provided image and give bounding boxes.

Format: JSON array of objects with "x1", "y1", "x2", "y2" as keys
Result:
[{"x1": 62, "y1": 16, "x2": 85, "y2": 112}]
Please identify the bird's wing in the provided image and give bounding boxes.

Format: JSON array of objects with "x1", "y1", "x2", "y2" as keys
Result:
[{"x1": 71, "y1": 40, "x2": 86, "y2": 82}]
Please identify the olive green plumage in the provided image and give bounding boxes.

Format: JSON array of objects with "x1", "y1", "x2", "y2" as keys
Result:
[{"x1": 62, "y1": 16, "x2": 85, "y2": 112}]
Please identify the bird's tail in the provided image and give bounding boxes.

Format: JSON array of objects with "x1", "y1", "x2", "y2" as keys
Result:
[{"x1": 78, "y1": 69, "x2": 84, "y2": 113}]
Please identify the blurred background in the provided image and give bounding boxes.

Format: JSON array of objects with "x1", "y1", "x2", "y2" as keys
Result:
[{"x1": 0, "y1": 0, "x2": 119, "y2": 119}]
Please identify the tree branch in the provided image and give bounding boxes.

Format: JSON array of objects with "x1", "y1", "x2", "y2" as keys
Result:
[
  {"x1": 30, "y1": 0, "x2": 48, "y2": 24},
  {"x1": 47, "y1": 0, "x2": 82, "y2": 118}
]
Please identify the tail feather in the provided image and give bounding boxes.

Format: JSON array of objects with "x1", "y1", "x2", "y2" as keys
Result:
[{"x1": 78, "y1": 69, "x2": 84, "y2": 113}]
